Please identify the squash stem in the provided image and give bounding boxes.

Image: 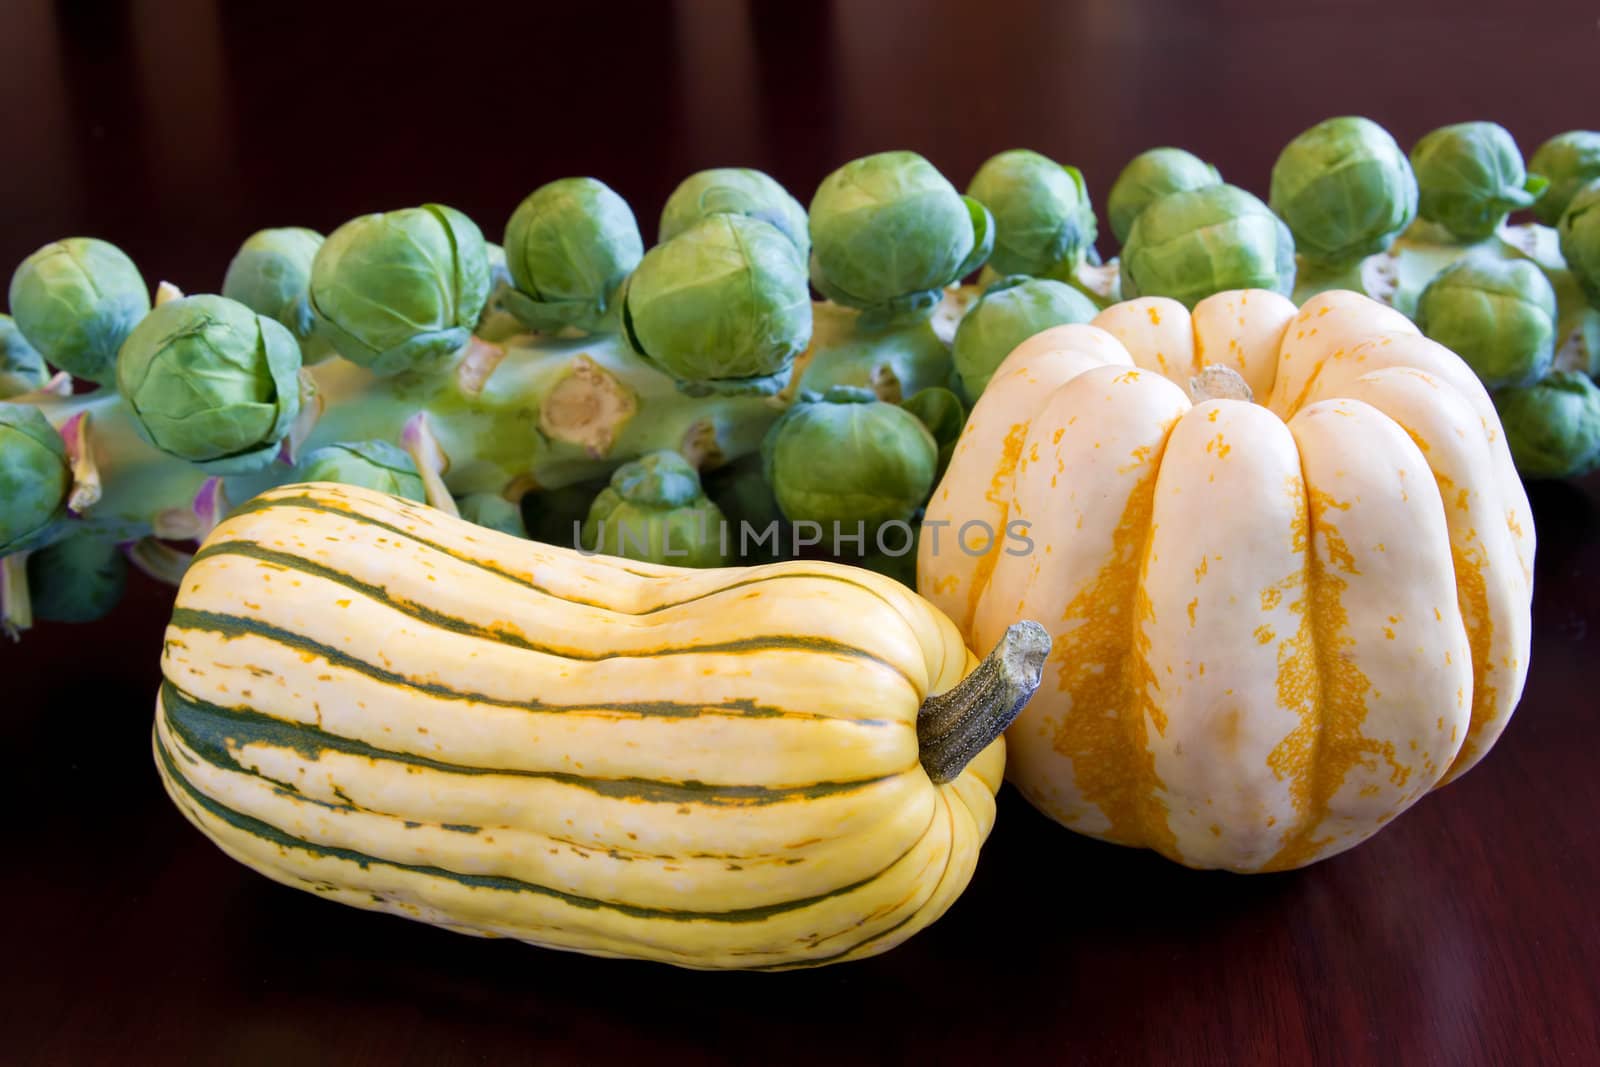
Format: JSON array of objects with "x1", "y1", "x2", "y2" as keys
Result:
[{"x1": 917, "y1": 620, "x2": 1051, "y2": 784}]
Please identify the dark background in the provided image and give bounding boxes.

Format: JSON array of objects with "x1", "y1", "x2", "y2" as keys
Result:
[{"x1": 4, "y1": 1, "x2": 1599, "y2": 1063}]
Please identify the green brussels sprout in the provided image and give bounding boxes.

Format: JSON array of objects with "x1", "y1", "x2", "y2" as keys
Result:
[
  {"x1": 1120, "y1": 184, "x2": 1296, "y2": 309},
  {"x1": 0, "y1": 315, "x2": 49, "y2": 398},
  {"x1": 952, "y1": 276, "x2": 1099, "y2": 399},
  {"x1": 1270, "y1": 116, "x2": 1418, "y2": 265},
  {"x1": 1529, "y1": 131, "x2": 1600, "y2": 227},
  {"x1": 222, "y1": 227, "x2": 324, "y2": 342},
  {"x1": 457, "y1": 492, "x2": 529, "y2": 538},
  {"x1": 1493, "y1": 370, "x2": 1600, "y2": 480},
  {"x1": 622, "y1": 214, "x2": 811, "y2": 388},
  {"x1": 8, "y1": 237, "x2": 149, "y2": 384},
  {"x1": 521, "y1": 476, "x2": 609, "y2": 549},
  {"x1": 761, "y1": 385, "x2": 938, "y2": 538},
  {"x1": 309, "y1": 203, "x2": 490, "y2": 374},
  {"x1": 808, "y1": 151, "x2": 994, "y2": 324},
  {"x1": 966, "y1": 149, "x2": 1096, "y2": 278},
  {"x1": 297, "y1": 440, "x2": 425, "y2": 501},
  {"x1": 660, "y1": 168, "x2": 810, "y2": 257},
  {"x1": 503, "y1": 178, "x2": 644, "y2": 334},
  {"x1": 26, "y1": 534, "x2": 127, "y2": 623},
  {"x1": 1411, "y1": 122, "x2": 1547, "y2": 242},
  {"x1": 1107, "y1": 148, "x2": 1221, "y2": 245},
  {"x1": 1558, "y1": 179, "x2": 1600, "y2": 308},
  {"x1": 0, "y1": 402, "x2": 69, "y2": 553},
  {"x1": 1415, "y1": 253, "x2": 1557, "y2": 390},
  {"x1": 116, "y1": 294, "x2": 303, "y2": 473},
  {"x1": 900, "y1": 386, "x2": 965, "y2": 481},
  {"x1": 581, "y1": 450, "x2": 730, "y2": 567}
]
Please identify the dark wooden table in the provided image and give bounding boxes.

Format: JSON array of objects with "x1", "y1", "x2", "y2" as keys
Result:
[{"x1": 5, "y1": 2, "x2": 1599, "y2": 1063}]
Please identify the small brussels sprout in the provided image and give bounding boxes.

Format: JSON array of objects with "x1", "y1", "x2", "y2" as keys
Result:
[
  {"x1": 1415, "y1": 252, "x2": 1557, "y2": 390},
  {"x1": 457, "y1": 492, "x2": 528, "y2": 538},
  {"x1": 581, "y1": 450, "x2": 730, "y2": 567},
  {"x1": 0, "y1": 402, "x2": 69, "y2": 553},
  {"x1": 26, "y1": 534, "x2": 127, "y2": 623},
  {"x1": 761, "y1": 385, "x2": 938, "y2": 537},
  {"x1": 1120, "y1": 184, "x2": 1296, "y2": 309},
  {"x1": 1107, "y1": 148, "x2": 1221, "y2": 245},
  {"x1": 953, "y1": 276, "x2": 1098, "y2": 399},
  {"x1": 660, "y1": 168, "x2": 809, "y2": 257},
  {"x1": 1411, "y1": 122, "x2": 1547, "y2": 242},
  {"x1": 901, "y1": 386, "x2": 966, "y2": 480},
  {"x1": 116, "y1": 294, "x2": 302, "y2": 472},
  {"x1": 503, "y1": 178, "x2": 644, "y2": 334},
  {"x1": 1529, "y1": 131, "x2": 1600, "y2": 227},
  {"x1": 808, "y1": 151, "x2": 994, "y2": 324},
  {"x1": 1270, "y1": 116, "x2": 1417, "y2": 265},
  {"x1": 966, "y1": 149, "x2": 1096, "y2": 278},
  {"x1": 8, "y1": 237, "x2": 149, "y2": 384},
  {"x1": 0, "y1": 315, "x2": 49, "y2": 399},
  {"x1": 309, "y1": 203, "x2": 490, "y2": 374},
  {"x1": 622, "y1": 214, "x2": 811, "y2": 387},
  {"x1": 222, "y1": 227, "x2": 324, "y2": 342},
  {"x1": 297, "y1": 440, "x2": 425, "y2": 501},
  {"x1": 1558, "y1": 179, "x2": 1600, "y2": 308},
  {"x1": 1493, "y1": 370, "x2": 1600, "y2": 480}
]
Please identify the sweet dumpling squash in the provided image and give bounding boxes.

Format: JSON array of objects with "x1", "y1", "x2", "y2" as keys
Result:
[{"x1": 919, "y1": 289, "x2": 1532, "y2": 872}]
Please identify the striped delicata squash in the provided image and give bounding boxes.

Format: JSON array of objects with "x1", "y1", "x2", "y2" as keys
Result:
[{"x1": 154, "y1": 482, "x2": 1048, "y2": 970}]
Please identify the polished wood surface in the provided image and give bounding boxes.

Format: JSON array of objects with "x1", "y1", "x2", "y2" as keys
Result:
[{"x1": 4, "y1": 2, "x2": 1599, "y2": 1063}]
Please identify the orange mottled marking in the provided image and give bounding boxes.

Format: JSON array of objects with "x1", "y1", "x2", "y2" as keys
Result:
[
  {"x1": 962, "y1": 421, "x2": 1030, "y2": 632},
  {"x1": 1049, "y1": 446, "x2": 1179, "y2": 855},
  {"x1": 1147, "y1": 306, "x2": 1161, "y2": 326}
]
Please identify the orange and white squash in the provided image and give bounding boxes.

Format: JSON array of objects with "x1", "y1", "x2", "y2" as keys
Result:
[{"x1": 918, "y1": 289, "x2": 1534, "y2": 872}]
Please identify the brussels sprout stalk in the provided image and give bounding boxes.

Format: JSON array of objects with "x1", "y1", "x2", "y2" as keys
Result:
[
  {"x1": 1, "y1": 552, "x2": 32, "y2": 640},
  {"x1": 60, "y1": 411, "x2": 102, "y2": 514},
  {"x1": 400, "y1": 412, "x2": 459, "y2": 516}
]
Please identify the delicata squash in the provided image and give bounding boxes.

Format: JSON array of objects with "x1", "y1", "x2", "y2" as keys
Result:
[
  {"x1": 154, "y1": 482, "x2": 1048, "y2": 970},
  {"x1": 920, "y1": 289, "x2": 1534, "y2": 872}
]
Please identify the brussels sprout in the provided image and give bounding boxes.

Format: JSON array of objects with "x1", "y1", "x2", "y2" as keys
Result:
[
  {"x1": 1415, "y1": 252, "x2": 1557, "y2": 390},
  {"x1": 808, "y1": 151, "x2": 994, "y2": 325},
  {"x1": 26, "y1": 534, "x2": 127, "y2": 623},
  {"x1": 581, "y1": 450, "x2": 730, "y2": 567},
  {"x1": 0, "y1": 315, "x2": 48, "y2": 398},
  {"x1": 457, "y1": 492, "x2": 529, "y2": 538},
  {"x1": 1120, "y1": 184, "x2": 1296, "y2": 309},
  {"x1": 1558, "y1": 179, "x2": 1600, "y2": 308},
  {"x1": 1270, "y1": 116, "x2": 1417, "y2": 265},
  {"x1": 1529, "y1": 131, "x2": 1600, "y2": 227},
  {"x1": 1107, "y1": 148, "x2": 1221, "y2": 245},
  {"x1": 309, "y1": 203, "x2": 490, "y2": 374},
  {"x1": 622, "y1": 214, "x2": 811, "y2": 388},
  {"x1": 1493, "y1": 370, "x2": 1600, "y2": 480},
  {"x1": 297, "y1": 440, "x2": 424, "y2": 501},
  {"x1": 503, "y1": 178, "x2": 644, "y2": 334},
  {"x1": 1411, "y1": 123, "x2": 1547, "y2": 242},
  {"x1": 660, "y1": 168, "x2": 809, "y2": 257},
  {"x1": 761, "y1": 385, "x2": 937, "y2": 538},
  {"x1": 116, "y1": 294, "x2": 302, "y2": 472},
  {"x1": 8, "y1": 237, "x2": 149, "y2": 384},
  {"x1": 0, "y1": 402, "x2": 69, "y2": 553},
  {"x1": 222, "y1": 227, "x2": 324, "y2": 342},
  {"x1": 952, "y1": 276, "x2": 1099, "y2": 398},
  {"x1": 521, "y1": 476, "x2": 609, "y2": 549},
  {"x1": 966, "y1": 149, "x2": 1096, "y2": 278},
  {"x1": 901, "y1": 386, "x2": 966, "y2": 480}
]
